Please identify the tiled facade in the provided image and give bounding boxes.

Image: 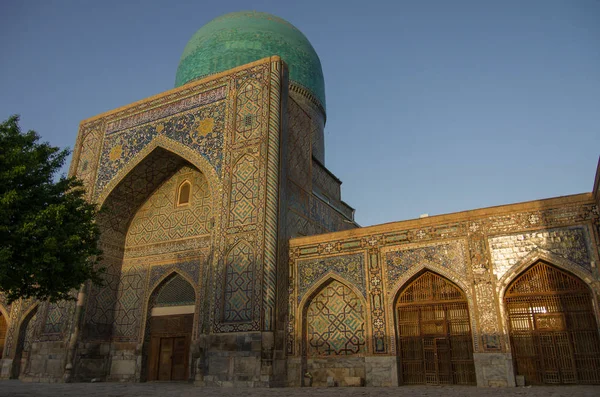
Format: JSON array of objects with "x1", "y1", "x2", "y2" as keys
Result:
[
  {"x1": 287, "y1": 194, "x2": 600, "y2": 387},
  {"x1": 0, "y1": 11, "x2": 598, "y2": 388}
]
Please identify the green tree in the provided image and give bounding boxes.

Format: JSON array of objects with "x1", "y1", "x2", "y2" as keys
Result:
[{"x1": 0, "y1": 115, "x2": 103, "y2": 303}]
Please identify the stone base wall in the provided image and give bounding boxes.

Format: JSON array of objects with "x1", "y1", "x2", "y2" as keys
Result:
[
  {"x1": 473, "y1": 353, "x2": 516, "y2": 387},
  {"x1": 0, "y1": 359, "x2": 13, "y2": 379},
  {"x1": 304, "y1": 356, "x2": 366, "y2": 387},
  {"x1": 107, "y1": 342, "x2": 139, "y2": 382},
  {"x1": 195, "y1": 331, "x2": 281, "y2": 387},
  {"x1": 288, "y1": 356, "x2": 398, "y2": 387},
  {"x1": 365, "y1": 356, "x2": 398, "y2": 386},
  {"x1": 19, "y1": 341, "x2": 67, "y2": 382},
  {"x1": 73, "y1": 342, "x2": 112, "y2": 382}
]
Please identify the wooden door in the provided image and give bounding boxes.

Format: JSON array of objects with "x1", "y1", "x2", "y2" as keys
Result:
[
  {"x1": 147, "y1": 314, "x2": 192, "y2": 381},
  {"x1": 158, "y1": 338, "x2": 173, "y2": 381},
  {"x1": 171, "y1": 337, "x2": 187, "y2": 381}
]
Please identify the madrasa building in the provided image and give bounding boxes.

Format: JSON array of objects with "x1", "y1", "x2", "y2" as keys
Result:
[{"x1": 1, "y1": 11, "x2": 600, "y2": 388}]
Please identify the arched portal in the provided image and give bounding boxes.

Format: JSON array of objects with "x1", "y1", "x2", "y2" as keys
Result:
[
  {"x1": 0, "y1": 310, "x2": 7, "y2": 358},
  {"x1": 395, "y1": 271, "x2": 475, "y2": 385},
  {"x1": 145, "y1": 273, "x2": 196, "y2": 382},
  {"x1": 12, "y1": 306, "x2": 39, "y2": 379},
  {"x1": 505, "y1": 261, "x2": 600, "y2": 384},
  {"x1": 302, "y1": 278, "x2": 366, "y2": 386}
]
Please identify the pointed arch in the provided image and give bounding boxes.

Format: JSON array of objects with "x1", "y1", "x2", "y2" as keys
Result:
[
  {"x1": 96, "y1": 136, "x2": 220, "y2": 212},
  {"x1": 393, "y1": 270, "x2": 476, "y2": 385},
  {"x1": 141, "y1": 270, "x2": 196, "y2": 382},
  {"x1": 177, "y1": 180, "x2": 191, "y2": 206},
  {"x1": 149, "y1": 270, "x2": 198, "y2": 300},
  {"x1": 298, "y1": 272, "x2": 367, "y2": 313},
  {"x1": 389, "y1": 264, "x2": 475, "y2": 317},
  {"x1": 497, "y1": 250, "x2": 597, "y2": 301},
  {"x1": 502, "y1": 260, "x2": 600, "y2": 384},
  {"x1": 0, "y1": 304, "x2": 10, "y2": 359},
  {"x1": 301, "y1": 275, "x2": 368, "y2": 357},
  {"x1": 11, "y1": 303, "x2": 40, "y2": 378}
]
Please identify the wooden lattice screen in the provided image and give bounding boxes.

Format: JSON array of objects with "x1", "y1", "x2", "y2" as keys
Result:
[
  {"x1": 396, "y1": 272, "x2": 476, "y2": 385},
  {"x1": 505, "y1": 262, "x2": 600, "y2": 384}
]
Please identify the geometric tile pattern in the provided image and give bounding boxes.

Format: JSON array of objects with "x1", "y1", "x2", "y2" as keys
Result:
[
  {"x1": 113, "y1": 264, "x2": 147, "y2": 339},
  {"x1": 42, "y1": 300, "x2": 71, "y2": 335},
  {"x1": 125, "y1": 165, "x2": 211, "y2": 246},
  {"x1": 306, "y1": 280, "x2": 366, "y2": 356},
  {"x1": 155, "y1": 274, "x2": 196, "y2": 307},
  {"x1": 229, "y1": 154, "x2": 259, "y2": 227},
  {"x1": 297, "y1": 253, "x2": 365, "y2": 304},
  {"x1": 235, "y1": 80, "x2": 262, "y2": 141},
  {"x1": 223, "y1": 241, "x2": 254, "y2": 322}
]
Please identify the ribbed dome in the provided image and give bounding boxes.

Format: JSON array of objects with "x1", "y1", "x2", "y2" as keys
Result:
[{"x1": 175, "y1": 11, "x2": 326, "y2": 110}]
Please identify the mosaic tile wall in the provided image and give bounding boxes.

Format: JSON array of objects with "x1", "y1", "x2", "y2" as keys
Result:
[
  {"x1": 306, "y1": 280, "x2": 366, "y2": 356},
  {"x1": 289, "y1": 197, "x2": 600, "y2": 359}
]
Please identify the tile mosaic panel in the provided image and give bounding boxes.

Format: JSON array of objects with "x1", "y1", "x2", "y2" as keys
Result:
[
  {"x1": 106, "y1": 86, "x2": 226, "y2": 134},
  {"x1": 385, "y1": 240, "x2": 467, "y2": 289},
  {"x1": 306, "y1": 279, "x2": 366, "y2": 356},
  {"x1": 96, "y1": 100, "x2": 225, "y2": 196},
  {"x1": 298, "y1": 253, "x2": 365, "y2": 304},
  {"x1": 125, "y1": 166, "x2": 211, "y2": 247},
  {"x1": 223, "y1": 242, "x2": 254, "y2": 323},
  {"x1": 229, "y1": 154, "x2": 259, "y2": 227},
  {"x1": 113, "y1": 264, "x2": 147, "y2": 340},
  {"x1": 234, "y1": 80, "x2": 262, "y2": 141}
]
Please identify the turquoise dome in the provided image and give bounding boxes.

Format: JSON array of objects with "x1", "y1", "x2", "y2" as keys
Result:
[{"x1": 175, "y1": 11, "x2": 326, "y2": 110}]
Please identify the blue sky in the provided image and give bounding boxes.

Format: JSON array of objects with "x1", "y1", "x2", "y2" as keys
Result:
[{"x1": 2, "y1": 0, "x2": 599, "y2": 226}]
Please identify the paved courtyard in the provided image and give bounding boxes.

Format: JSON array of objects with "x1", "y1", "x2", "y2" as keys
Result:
[{"x1": 0, "y1": 381, "x2": 599, "y2": 397}]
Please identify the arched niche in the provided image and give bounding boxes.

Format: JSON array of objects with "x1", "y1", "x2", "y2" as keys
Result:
[
  {"x1": 302, "y1": 276, "x2": 367, "y2": 357},
  {"x1": 393, "y1": 270, "x2": 476, "y2": 385},
  {"x1": 11, "y1": 305, "x2": 39, "y2": 379},
  {"x1": 83, "y1": 146, "x2": 213, "y2": 342},
  {"x1": 504, "y1": 261, "x2": 600, "y2": 385},
  {"x1": 142, "y1": 272, "x2": 196, "y2": 382}
]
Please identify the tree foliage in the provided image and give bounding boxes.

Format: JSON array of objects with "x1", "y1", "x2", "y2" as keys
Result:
[{"x1": 0, "y1": 115, "x2": 103, "y2": 303}]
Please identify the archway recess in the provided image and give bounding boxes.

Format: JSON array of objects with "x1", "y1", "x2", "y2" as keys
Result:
[
  {"x1": 395, "y1": 271, "x2": 476, "y2": 385},
  {"x1": 0, "y1": 310, "x2": 7, "y2": 359},
  {"x1": 505, "y1": 261, "x2": 600, "y2": 384},
  {"x1": 304, "y1": 278, "x2": 366, "y2": 357},
  {"x1": 145, "y1": 273, "x2": 196, "y2": 382}
]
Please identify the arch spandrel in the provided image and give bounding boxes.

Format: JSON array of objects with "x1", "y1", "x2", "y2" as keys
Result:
[{"x1": 96, "y1": 137, "x2": 221, "y2": 214}]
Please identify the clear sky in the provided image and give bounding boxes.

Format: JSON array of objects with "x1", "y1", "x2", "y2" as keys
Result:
[{"x1": 2, "y1": 0, "x2": 599, "y2": 227}]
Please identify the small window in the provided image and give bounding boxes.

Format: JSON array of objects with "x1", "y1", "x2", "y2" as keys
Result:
[
  {"x1": 178, "y1": 181, "x2": 191, "y2": 205},
  {"x1": 244, "y1": 114, "x2": 253, "y2": 127}
]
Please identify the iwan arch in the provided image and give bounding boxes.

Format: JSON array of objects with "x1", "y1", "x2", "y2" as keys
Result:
[{"x1": 1, "y1": 11, "x2": 599, "y2": 387}]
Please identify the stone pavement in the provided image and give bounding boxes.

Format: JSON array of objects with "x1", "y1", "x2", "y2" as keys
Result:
[{"x1": 0, "y1": 381, "x2": 599, "y2": 397}]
